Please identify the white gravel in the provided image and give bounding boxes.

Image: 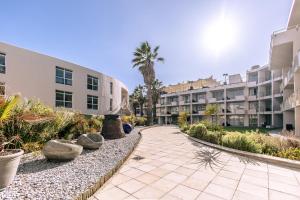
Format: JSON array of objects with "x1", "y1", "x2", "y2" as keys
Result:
[{"x1": 0, "y1": 129, "x2": 141, "y2": 200}]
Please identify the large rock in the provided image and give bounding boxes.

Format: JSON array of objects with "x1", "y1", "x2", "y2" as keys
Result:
[
  {"x1": 101, "y1": 114, "x2": 125, "y2": 139},
  {"x1": 42, "y1": 139, "x2": 83, "y2": 161},
  {"x1": 76, "y1": 133, "x2": 104, "y2": 149}
]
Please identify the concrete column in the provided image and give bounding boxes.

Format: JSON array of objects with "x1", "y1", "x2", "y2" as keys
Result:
[{"x1": 294, "y1": 72, "x2": 300, "y2": 136}]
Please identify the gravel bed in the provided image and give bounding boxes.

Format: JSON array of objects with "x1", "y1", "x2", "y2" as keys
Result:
[{"x1": 0, "y1": 129, "x2": 141, "y2": 200}]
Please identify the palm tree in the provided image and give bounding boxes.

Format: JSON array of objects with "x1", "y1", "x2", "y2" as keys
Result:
[
  {"x1": 132, "y1": 42, "x2": 164, "y2": 125},
  {"x1": 131, "y1": 85, "x2": 146, "y2": 116},
  {"x1": 151, "y1": 79, "x2": 163, "y2": 123},
  {"x1": 205, "y1": 104, "x2": 219, "y2": 124},
  {"x1": 129, "y1": 94, "x2": 139, "y2": 116}
]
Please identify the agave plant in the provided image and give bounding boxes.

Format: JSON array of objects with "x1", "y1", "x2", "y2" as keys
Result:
[{"x1": 0, "y1": 95, "x2": 21, "y2": 152}]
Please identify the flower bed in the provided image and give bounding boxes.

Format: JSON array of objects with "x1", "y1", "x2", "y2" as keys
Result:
[{"x1": 0, "y1": 129, "x2": 141, "y2": 200}]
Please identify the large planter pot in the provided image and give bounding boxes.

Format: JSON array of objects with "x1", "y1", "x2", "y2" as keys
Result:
[
  {"x1": 43, "y1": 139, "x2": 83, "y2": 161},
  {"x1": 0, "y1": 149, "x2": 24, "y2": 190},
  {"x1": 101, "y1": 114, "x2": 125, "y2": 139},
  {"x1": 77, "y1": 133, "x2": 104, "y2": 149}
]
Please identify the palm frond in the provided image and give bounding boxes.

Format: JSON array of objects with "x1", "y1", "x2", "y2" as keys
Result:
[
  {"x1": 157, "y1": 57, "x2": 165, "y2": 63},
  {"x1": 0, "y1": 95, "x2": 21, "y2": 121}
]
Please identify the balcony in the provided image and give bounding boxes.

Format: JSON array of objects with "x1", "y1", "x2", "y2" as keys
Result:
[
  {"x1": 282, "y1": 52, "x2": 300, "y2": 89},
  {"x1": 248, "y1": 109, "x2": 257, "y2": 114},
  {"x1": 247, "y1": 81, "x2": 257, "y2": 87},
  {"x1": 248, "y1": 95, "x2": 257, "y2": 101},
  {"x1": 273, "y1": 104, "x2": 283, "y2": 112},
  {"x1": 227, "y1": 95, "x2": 245, "y2": 102},
  {"x1": 171, "y1": 110, "x2": 179, "y2": 115},
  {"x1": 198, "y1": 99, "x2": 206, "y2": 104},
  {"x1": 208, "y1": 98, "x2": 217, "y2": 103},
  {"x1": 283, "y1": 89, "x2": 300, "y2": 110},
  {"x1": 179, "y1": 100, "x2": 190, "y2": 105},
  {"x1": 227, "y1": 109, "x2": 245, "y2": 115},
  {"x1": 171, "y1": 101, "x2": 178, "y2": 106},
  {"x1": 198, "y1": 110, "x2": 205, "y2": 115},
  {"x1": 156, "y1": 103, "x2": 161, "y2": 107}
]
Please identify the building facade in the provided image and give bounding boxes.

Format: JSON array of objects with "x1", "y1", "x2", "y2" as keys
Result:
[
  {"x1": 0, "y1": 42, "x2": 129, "y2": 115},
  {"x1": 269, "y1": 0, "x2": 300, "y2": 136},
  {"x1": 157, "y1": 65, "x2": 283, "y2": 128}
]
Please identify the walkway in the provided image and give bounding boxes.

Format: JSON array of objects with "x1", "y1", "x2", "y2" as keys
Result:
[{"x1": 90, "y1": 126, "x2": 300, "y2": 200}]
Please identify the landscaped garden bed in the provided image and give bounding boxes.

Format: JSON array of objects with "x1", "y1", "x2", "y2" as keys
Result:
[
  {"x1": 0, "y1": 128, "x2": 141, "y2": 200},
  {"x1": 178, "y1": 112, "x2": 300, "y2": 161}
]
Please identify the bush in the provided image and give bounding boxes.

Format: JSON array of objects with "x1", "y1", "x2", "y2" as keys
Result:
[
  {"x1": 276, "y1": 148, "x2": 300, "y2": 160},
  {"x1": 178, "y1": 112, "x2": 188, "y2": 129},
  {"x1": 200, "y1": 120, "x2": 223, "y2": 132},
  {"x1": 87, "y1": 115, "x2": 104, "y2": 133},
  {"x1": 136, "y1": 116, "x2": 146, "y2": 126},
  {"x1": 180, "y1": 124, "x2": 190, "y2": 133},
  {"x1": 202, "y1": 131, "x2": 224, "y2": 144},
  {"x1": 221, "y1": 132, "x2": 262, "y2": 153},
  {"x1": 188, "y1": 123, "x2": 208, "y2": 138}
]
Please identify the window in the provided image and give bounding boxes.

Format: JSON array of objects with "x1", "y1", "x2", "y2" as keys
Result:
[
  {"x1": 56, "y1": 66, "x2": 72, "y2": 85},
  {"x1": 110, "y1": 98, "x2": 113, "y2": 111},
  {"x1": 55, "y1": 90, "x2": 72, "y2": 108},
  {"x1": 0, "y1": 53, "x2": 5, "y2": 74},
  {"x1": 87, "y1": 75, "x2": 98, "y2": 91},
  {"x1": 110, "y1": 82, "x2": 113, "y2": 95},
  {"x1": 0, "y1": 82, "x2": 5, "y2": 97},
  {"x1": 87, "y1": 95, "x2": 98, "y2": 110}
]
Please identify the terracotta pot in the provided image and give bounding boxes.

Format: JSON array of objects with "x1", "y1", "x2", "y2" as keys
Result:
[{"x1": 0, "y1": 149, "x2": 24, "y2": 190}]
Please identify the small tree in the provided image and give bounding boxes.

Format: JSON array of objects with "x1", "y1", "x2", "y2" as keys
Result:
[
  {"x1": 178, "y1": 112, "x2": 188, "y2": 128},
  {"x1": 205, "y1": 104, "x2": 219, "y2": 124}
]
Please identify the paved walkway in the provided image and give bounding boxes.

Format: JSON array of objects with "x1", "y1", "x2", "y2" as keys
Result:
[{"x1": 90, "y1": 126, "x2": 300, "y2": 200}]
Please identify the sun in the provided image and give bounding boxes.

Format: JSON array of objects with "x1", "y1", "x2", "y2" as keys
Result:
[{"x1": 203, "y1": 16, "x2": 237, "y2": 55}]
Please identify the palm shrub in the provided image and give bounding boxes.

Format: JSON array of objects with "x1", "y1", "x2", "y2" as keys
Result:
[
  {"x1": 178, "y1": 112, "x2": 188, "y2": 129},
  {"x1": 276, "y1": 148, "x2": 300, "y2": 160},
  {"x1": 201, "y1": 120, "x2": 223, "y2": 132},
  {"x1": 188, "y1": 123, "x2": 208, "y2": 138}
]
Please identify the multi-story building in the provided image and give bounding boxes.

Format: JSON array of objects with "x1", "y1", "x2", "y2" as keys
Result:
[
  {"x1": 157, "y1": 65, "x2": 283, "y2": 128},
  {"x1": 0, "y1": 42, "x2": 129, "y2": 115},
  {"x1": 269, "y1": 0, "x2": 300, "y2": 136}
]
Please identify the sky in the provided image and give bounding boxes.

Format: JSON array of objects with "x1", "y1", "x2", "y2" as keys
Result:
[{"x1": 0, "y1": 0, "x2": 293, "y2": 92}]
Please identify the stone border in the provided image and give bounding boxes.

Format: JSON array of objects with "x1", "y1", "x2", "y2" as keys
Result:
[
  {"x1": 74, "y1": 126, "x2": 154, "y2": 200},
  {"x1": 182, "y1": 132, "x2": 300, "y2": 169}
]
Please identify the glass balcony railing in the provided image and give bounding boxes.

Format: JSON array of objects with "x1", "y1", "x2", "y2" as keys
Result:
[{"x1": 283, "y1": 89, "x2": 300, "y2": 110}]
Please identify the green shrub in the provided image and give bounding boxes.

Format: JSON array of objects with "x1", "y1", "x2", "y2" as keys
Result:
[
  {"x1": 188, "y1": 123, "x2": 208, "y2": 138},
  {"x1": 276, "y1": 148, "x2": 300, "y2": 160},
  {"x1": 201, "y1": 131, "x2": 224, "y2": 144},
  {"x1": 221, "y1": 132, "x2": 262, "y2": 153},
  {"x1": 87, "y1": 115, "x2": 104, "y2": 133},
  {"x1": 180, "y1": 124, "x2": 190, "y2": 133},
  {"x1": 136, "y1": 116, "x2": 146, "y2": 126},
  {"x1": 200, "y1": 120, "x2": 223, "y2": 132},
  {"x1": 178, "y1": 112, "x2": 188, "y2": 129}
]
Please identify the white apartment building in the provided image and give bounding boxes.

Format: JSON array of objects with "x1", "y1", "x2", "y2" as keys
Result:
[
  {"x1": 157, "y1": 0, "x2": 300, "y2": 136},
  {"x1": 157, "y1": 65, "x2": 283, "y2": 128},
  {"x1": 269, "y1": 0, "x2": 300, "y2": 136},
  {"x1": 0, "y1": 42, "x2": 129, "y2": 115}
]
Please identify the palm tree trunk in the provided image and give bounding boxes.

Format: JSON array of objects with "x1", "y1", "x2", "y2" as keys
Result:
[
  {"x1": 140, "y1": 103, "x2": 144, "y2": 116},
  {"x1": 146, "y1": 84, "x2": 153, "y2": 125}
]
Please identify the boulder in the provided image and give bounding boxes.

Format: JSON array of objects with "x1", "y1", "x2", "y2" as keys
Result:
[
  {"x1": 43, "y1": 139, "x2": 83, "y2": 161},
  {"x1": 101, "y1": 114, "x2": 125, "y2": 139},
  {"x1": 77, "y1": 133, "x2": 104, "y2": 149}
]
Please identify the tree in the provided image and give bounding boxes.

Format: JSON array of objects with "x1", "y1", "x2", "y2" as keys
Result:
[
  {"x1": 205, "y1": 104, "x2": 219, "y2": 124},
  {"x1": 130, "y1": 85, "x2": 146, "y2": 116},
  {"x1": 151, "y1": 79, "x2": 163, "y2": 123},
  {"x1": 132, "y1": 42, "x2": 164, "y2": 125}
]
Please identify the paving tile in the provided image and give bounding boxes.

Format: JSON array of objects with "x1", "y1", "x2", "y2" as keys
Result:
[
  {"x1": 232, "y1": 190, "x2": 267, "y2": 200},
  {"x1": 203, "y1": 183, "x2": 235, "y2": 200},
  {"x1": 94, "y1": 186, "x2": 130, "y2": 200},
  {"x1": 163, "y1": 172, "x2": 188, "y2": 183},
  {"x1": 110, "y1": 174, "x2": 132, "y2": 186},
  {"x1": 133, "y1": 185, "x2": 165, "y2": 199},
  {"x1": 135, "y1": 163, "x2": 156, "y2": 172},
  {"x1": 148, "y1": 167, "x2": 171, "y2": 177},
  {"x1": 160, "y1": 194, "x2": 182, "y2": 200},
  {"x1": 269, "y1": 180, "x2": 300, "y2": 197},
  {"x1": 269, "y1": 189, "x2": 300, "y2": 200},
  {"x1": 182, "y1": 177, "x2": 209, "y2": 191},
  {"x1": 160, "y1": 163, "x2": 180, "y2": 171},
  {"x1": 167, "y1": 184, "x2": 201, "y2": 200},
  {"x1": 212, "y1": 176, "x2": 239, "y2": 189},
  {"x1": 118, "y1": 179, "x2": 145, "y2": 194},
  {"x1": 121, "y1": 168, "x2": 145, "y2": 178},
  {"x1": 240, "y1": 174, "x2": 268, "y2": 188},
  {"x1": 175, "y1": 166, "x2": 196, "y2": 176},
  {"x1": 151, "y1": 178, "x2": 178, "y2": 193},
  {"x1": 217, "y1": 170, "x2": 241, "y2": 181},
  {"x1": 135, "y1": 173, "x2": 160, "y2": 184},
  {"x1": 196, "y1": 192, "x2": 225, "y2": 200},
  {"x1": 237, "y1": 182, "x2": 268, "y2": 199}
]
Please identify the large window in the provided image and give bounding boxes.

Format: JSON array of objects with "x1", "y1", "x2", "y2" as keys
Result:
[
  {"x1": 0, "y1": 82, "x2": 5, "y2": 97},
  {"x1": 0, "y1": 53, "x2": 5, "y2": 74},
  {"x1": 110, "y1": 82, "x2": 113, "y2": 95},
  {"x1": 87, "y1": 75, "x2": 98, "y2": 91},
  {"x1": 110, "y1": 98, "x2": 113, "y2": 111},
  {"x1": 55, "y1": 90, "x2": 72, "y2": 108},
  {"x1": 87, "y1": 95, "x2": 98, "y2": 110},
  {"x1": 56, "y1": 66, "x2": 72, "y2": 85}
]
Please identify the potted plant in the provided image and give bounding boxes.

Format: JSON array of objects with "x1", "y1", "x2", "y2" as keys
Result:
[{"x1": 0, "y1": 95, "x2": 24, "y2": 191}]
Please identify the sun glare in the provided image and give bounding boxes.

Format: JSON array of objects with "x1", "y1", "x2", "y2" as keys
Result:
[{"x1": 203, "y1": 16, "x2": 237, "y2": 56}]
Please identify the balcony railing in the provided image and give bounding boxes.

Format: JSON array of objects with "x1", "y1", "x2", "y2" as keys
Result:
[
  {"x1": 247, "y1": 81, "x2": 257, "y2": 87},
  {"x1": 248, "y1": 95, "x2": 257, "y2": 101},
  {"x1": 208, "y1": 98, "x2": 217, "y2": 103},
  {"x1": 227, "y1": 95, "x2": 245, "y2": 101},
  {"x1": 171, "y1": 101, "x2": 178, "y2": 106},
  {"x1": 248, "y1": 109, "x2": 257, "y2": 114},
  {"x1": 283, "y1": 51, "x2": 300, "y2": 88}
]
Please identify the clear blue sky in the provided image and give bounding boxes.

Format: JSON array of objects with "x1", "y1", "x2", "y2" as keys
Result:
[{"x1": 0, "y1": 0, "x2": 292, "y2": 92}]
